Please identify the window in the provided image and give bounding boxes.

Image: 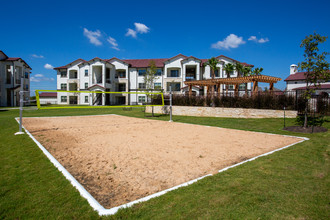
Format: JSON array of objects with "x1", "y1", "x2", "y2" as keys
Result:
[
  {"x1": 85, "y1": 69, "x2": 88, "y2": 76},
  {"x1": 154, "y1": 83, "x2": 161, "y2": 90},
  {"x1": 155, "y1": 69, "x2": 162, "y2": 76},
  {"x1": 239, "y1": 83, "x2": 246, "y2": 90},
  {"x1": 168, "y1": 69, "x2": 179, "y2": 77},
  {"x1": 85, "y1": 96, "x2": 88, "y2": 103},
  {"x1": 138, "y1": 69, "x2": 146, "y2": 76},
  {"x1": 25, "y1": 72, "x2": 29, "y2": 79},
  {"x1": 167, "y1": 82, "x2": 181, "y2": 91},
  {"x1": 116, "y1": 70, "x2": 126, "y2": 78},
  {"x1": 227, "y1": 85, "x2": 234, "y2": 90},
  {"x1": 60, "y1": 83, "x2": 67, "y2": 90},
  {"x1": 139, "y1": 83, "x2": 146, "y2": 89},
  {"x1": 138, "y1": 96, "x2": 146, "y2": 103},
  {"x1": 214, "y1": 69, "x2": 220, "y2": 77},
  {"x1": 118, "y1": 83, "x2": 126, "y2": 92},
  {"x1": 230, "y1": 71, "x2": 234, "y2": 76},
  {"x1": 61, "y1": 96, "x2": 67, "y2": 102},
  {"x1": 60, "y1": 71, "x2": 67, "y2": 77},
  {"x1": 85, "y1": 83, "x2": 88, "y2": 89},
  {"x1": 25, "y1": 84, "x2": 29, "y2": 90}
]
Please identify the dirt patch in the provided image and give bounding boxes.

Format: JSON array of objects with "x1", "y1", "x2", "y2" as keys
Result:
[
  {"x1": 23, "y1": 115, "x2": 303, "y2": 209},
  {"x1": 283, "y1": 126, "x2": 328, "y2": 133}
]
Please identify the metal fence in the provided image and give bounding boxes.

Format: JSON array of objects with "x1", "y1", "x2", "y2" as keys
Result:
[{"x1": 155, "y1": 90, "x2": 330, "y2": 115}]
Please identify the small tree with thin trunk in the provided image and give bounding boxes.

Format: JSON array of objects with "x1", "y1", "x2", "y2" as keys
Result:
[
  {"x1": 298, "y1": 32, "x2": 329, "y2": 128},
  {"x1": 144, "y1": 60, "x2": 159, "y2": 116}
]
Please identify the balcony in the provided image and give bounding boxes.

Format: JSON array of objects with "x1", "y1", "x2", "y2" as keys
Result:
[{"x1": 185, "y1": 76, "x2": 196, "y2": 81}]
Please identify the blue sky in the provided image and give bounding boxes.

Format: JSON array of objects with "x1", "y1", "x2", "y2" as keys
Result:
[{"x1": 1, "y1": 0, "x2": 330, "y2": 93}]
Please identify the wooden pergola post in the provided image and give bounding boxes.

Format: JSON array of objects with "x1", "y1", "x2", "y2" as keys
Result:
[
  {"x1": 188, "y1": 85, "x2": 193, "y2": 97},
  {"x1": 253, "y1": 81, "x2": 258, "y2": 95},
  {"x1": 269, "y1": 82, "x2": 274, "y2": 92},
  {"x1": 217, "y1": 83, "x2": 221, "y2": 98},
  {"x1": 234, "y1": 84, "x2": 239, "y2": 97}
]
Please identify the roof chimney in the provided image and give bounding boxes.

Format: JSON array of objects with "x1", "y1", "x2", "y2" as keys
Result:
[{"x1": 290, "y1": 64, "x2": 298, "y2": 75}]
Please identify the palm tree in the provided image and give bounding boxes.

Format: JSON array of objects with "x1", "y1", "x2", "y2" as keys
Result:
[
  {"x1": 223, "y1": 63, "x2": 235, "y2": 78},
  {"x1": 252, "y1": 67, "x2": 263, "y2": 75},
  {"x1": 204, "y1": 57, "x2": 220, "y2": 104},
  {"x1": 234, "y1": 62, "x2": 244, "y2": 77},
  {"x1": 204, "y1": 57, "x2": 220, "y2": 79},
  {"x1": 223, "y1": 63, "x2": 235, "y2": 95},
  {"x1": 242, "y1": 66, "x2": 252, "y2": 76},
  {"x1": 241, "y1": 66, "x2": 252, "y2": 95}
]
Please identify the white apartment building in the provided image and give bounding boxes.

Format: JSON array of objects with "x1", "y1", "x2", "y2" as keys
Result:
[
  {"x1": 54, "y1": 54, "x2": 253, "y2": 105},
  {"x1": 0, "y1": 51, "x2": 31, "y2": 107},
  {"x1": 285, "y1": 64, "x2": 330, "y2": 95}
]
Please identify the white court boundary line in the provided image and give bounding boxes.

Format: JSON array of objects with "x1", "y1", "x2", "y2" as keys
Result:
[{"x1": 15, "y1": 114, "x2": 309, "y2": 216}]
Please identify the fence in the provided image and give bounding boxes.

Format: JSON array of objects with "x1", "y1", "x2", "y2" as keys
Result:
[{"x1": 152, "y1": 90, "x2": 330, "y2": 115}]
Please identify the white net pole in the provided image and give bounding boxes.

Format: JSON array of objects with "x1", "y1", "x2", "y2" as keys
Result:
[{"x1": 15, "y1": 77, "x2": 25, "y2": 135}]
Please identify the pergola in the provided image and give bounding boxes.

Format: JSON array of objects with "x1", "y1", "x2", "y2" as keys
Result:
[{"x1": 184, "y1": 75, "x2": 282, "y2": 96}]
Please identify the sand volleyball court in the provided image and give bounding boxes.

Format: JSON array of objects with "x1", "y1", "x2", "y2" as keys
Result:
[{"x1": 23, "y1": 115, "x2": 303, "y2": 208}]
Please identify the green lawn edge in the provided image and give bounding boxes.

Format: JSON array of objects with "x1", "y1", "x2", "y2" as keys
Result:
[{"x1": 0, "y1": 108, "x2": 329, "y2": 219}]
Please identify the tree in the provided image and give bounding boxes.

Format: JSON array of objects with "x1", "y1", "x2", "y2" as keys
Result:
[
  {"x1": 234, "y1": 62, "x2": 244, "y2": 77},
  {"x1": 242, "y1": 66, "x2": 252, "y2": 76},
  {"x1": 204, "y1": 57, "x2": 220, "y2": 103},
  {"x1": 298, "y1": 32, "x2": 329, "y2": 128},
  {"x1": 252, "y1": 67, "x2": 263, "y2": 75},
  {"x1": 223, "y1": 63, "x2": 235, "y2": 95},
  {"x1": 204, "y1": 57, "x2": 220, "y2": 79},
  {"x1": 144, "y1": 60, "x2": 159, "y2": 116}
]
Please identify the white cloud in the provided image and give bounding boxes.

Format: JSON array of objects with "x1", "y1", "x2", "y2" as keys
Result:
[
  {"x1": 35, "y1": 74, "x2": 44, "y2": 77},
  {"x1": 30, "y1": 76, "x2": 40, "y2": 82},
  {"x1": 44, "y1": 63, "x2": 54, "y2": 69},
  {"x1": 125, "y1": 28, "x2": 137, "y2": 38},
  {"x1": 248, "y1": 36, "x2": 269, "y2": 43},
  {"x1": 126, "y1": 23, "x2": 150, "y2": 38},
  {"x1": 107, "y1": 37, "x2": 120, "y2": 51},
  {"x1": 211, "y1": 34, "x2": 246, "y2": 50},
  {"x1": 32, "y1": 54, "x2": 44, "y2": 58},
  {"x1": 83, "y1": 28, "x2": 102, "y2": 46},
  {"x1": 134, "y1": 23, "x2": 150, "y2": 34}
]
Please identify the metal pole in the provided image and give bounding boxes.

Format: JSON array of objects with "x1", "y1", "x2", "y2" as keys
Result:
[
  {"x1": 15, "y1": 77, "x2": 25, "y2": 135},
  {"x1": 283, "y1": 106, "x2": 286, "y2": 128},
  {"x1": 169, "y1": 86, "x2": 173, "y2": 122}
]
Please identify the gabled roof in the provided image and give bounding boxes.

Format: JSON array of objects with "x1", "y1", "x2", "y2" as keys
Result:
[
  {"x1": 216, "y1": 55, "x2": 253, "y2": 67},
  {"x1": 181, "y1": 56, "x2": 202, "y2": 63},
  {"x1": 39, "y1": 92, "x2": 57, "y2": 97},
  {"x1": 165, "y1": 54, "x2": 188, "y2": 62},
  {"x1": 123, "y1": 58, "x2": 168, "y2": 68},
  {"x1": 0, "y1": 51, "x2": 32, "y2": 69},
  {"x1": 87, "y1": 84, "x2": 106, "y2": 90},
  {"x1": 107, "y1": 57, "x2": 130, "y2": 66},
  {"x1": 284, "y1": 72, "x2": 307, "y2": 81},
  {"x1": 54, "y1": 58, "x2": 85, "y2": 70},
  {"x1": 0, "y1": 50, "x2": 9, "y2": 60}
]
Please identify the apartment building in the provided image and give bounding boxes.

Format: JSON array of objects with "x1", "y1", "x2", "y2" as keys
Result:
[
  {"x1": 54, "y1": 54, "x2": 253, "y2": 105},
  {"x1": 285, "y1": 64, "x2": 330, "y2": 94},
  {"x1": 0, "y1": 51, "x2": 31, "y2": 107}
]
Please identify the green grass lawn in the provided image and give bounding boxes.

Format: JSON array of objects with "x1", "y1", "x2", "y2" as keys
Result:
[{"x1": 0, "y1": 107, "x2": 329, "y2": 219}]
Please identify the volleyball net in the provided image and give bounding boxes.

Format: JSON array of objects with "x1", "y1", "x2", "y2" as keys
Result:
[{"x1": 35, "y1": 90, "x2": 164, "y2": 109}]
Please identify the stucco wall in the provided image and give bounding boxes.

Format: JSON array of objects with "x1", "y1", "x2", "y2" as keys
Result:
[{"x1": 146, "y1": 105, "x2": 297, "y2": 118}]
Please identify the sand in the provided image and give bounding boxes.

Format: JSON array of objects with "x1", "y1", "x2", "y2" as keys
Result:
[{"x1": 22, "y1": 115, "x2": 302, "y2": 209}]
